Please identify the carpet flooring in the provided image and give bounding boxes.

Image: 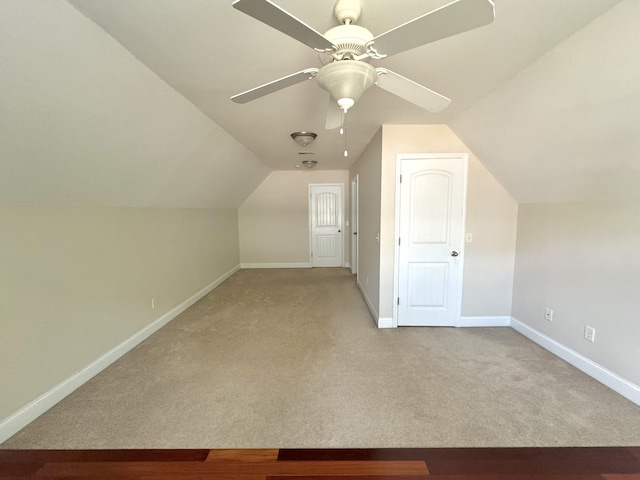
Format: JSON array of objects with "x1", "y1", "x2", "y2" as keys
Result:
[{"x1": 3, "y1": 268, "x2": 640, "y2": 449}]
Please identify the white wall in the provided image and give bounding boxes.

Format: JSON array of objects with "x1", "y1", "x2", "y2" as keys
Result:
[
  {"x1": 238, "y1": 170, "x2": 350, "y2": 267},
  {"x1": 0, "y1": 207, "x2": 240, "y2": 434},
  {"x1": 348, "y1": 129, "x2": 383, "y2": 321},
  {"x1": 512, "y1": 201, "x2": 640, "y2": 387}
]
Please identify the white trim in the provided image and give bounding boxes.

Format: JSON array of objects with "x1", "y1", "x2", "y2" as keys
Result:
[
  {"x1": 511, "y1": 317, "x2": 640, "y2": 406},
  {"x1": 357, "y1": 281, "x2": 378, "y2": 322},
  {"x1": 241, "y1": 263, "x2": 311, "y2": 269},
  {"x1": 344, "y1": 261, "x2": 351, "y2": 268},
  {"x1": 377, "y1": 317, "x2": 394, "y2": 329},
  {"x1": 356, "y1": 281, "x2": 393, "y2": 329},
  {"x1": 0, "y1": 265, "x2": 240, "y2": 443},
  {"x1": 459, "y1": 316, "x2": 512, "y2": 327}
]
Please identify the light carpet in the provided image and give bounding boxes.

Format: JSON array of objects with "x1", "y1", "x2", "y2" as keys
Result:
[{"x1": 3, "y1": 268, "x2": 640, "y2": 448}]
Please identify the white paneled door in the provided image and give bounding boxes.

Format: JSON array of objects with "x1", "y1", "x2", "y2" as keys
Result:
[
  {"x1": 310, "y1": 184, "x2": 343, "y2": 267},
  {"x1": 396, "y1": 155, "x2": 468, "y2": 326}
]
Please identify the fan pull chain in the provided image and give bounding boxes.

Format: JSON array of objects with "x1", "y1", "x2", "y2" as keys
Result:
[{"x1": 342, "y1": 112, "x2": 348, "y2": 157}]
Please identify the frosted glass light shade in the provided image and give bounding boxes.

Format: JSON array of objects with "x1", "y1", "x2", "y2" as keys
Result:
[
  {"x1": 291, "y1": 131, "x2": 317, "y2": 147},
  {"x1": 316, "y1": 60, "x2": 377, "y2": 111}
]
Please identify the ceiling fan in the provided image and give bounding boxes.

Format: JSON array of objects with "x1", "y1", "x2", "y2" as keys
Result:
[{"x1": 230, "y1": 0, "x2": 495, "y2": 129}]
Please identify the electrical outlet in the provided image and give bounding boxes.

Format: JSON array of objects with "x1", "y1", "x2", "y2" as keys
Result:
[
  {"x1": 584, "y1": 325, "x2": 596, "y2": 342},
  {"x1": 151, "y1": 297, "x2": 156, "y2": 309},
  {"x1": 544, "y1": 307, "x2": 553, "y2": 321}
]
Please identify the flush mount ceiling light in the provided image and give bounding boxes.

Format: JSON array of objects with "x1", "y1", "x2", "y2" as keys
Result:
[
  {"x1": 291, "y1": 131, "x2": 317, "y2": 147},
  {"x1": 301, "y1": 160, "x2": 318, "y2": 169}
]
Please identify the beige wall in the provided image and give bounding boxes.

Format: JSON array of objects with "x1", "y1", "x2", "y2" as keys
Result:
[
  {"x1": 512, "y1": 201, "x2": 640, "y2": 386},
  {"x1": 351, "y1": 124, "x2": 518, "y2": 323},
  {"x1": 349, "y1": 129, "x2": 383, "y2": 318},
  {"x1": 379, "y1": 125, "x2": 518, "y2": 320},
  {"x1": 0, "y1": 206, "x2": 239, "y2": 423},
  {"x1": 238, "y1": 170, "x2": 350, "y2": 266}
]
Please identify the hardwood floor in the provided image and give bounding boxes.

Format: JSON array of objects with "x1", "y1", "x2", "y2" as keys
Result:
[{"x1": 1, "y1": 448, "x2": 639, "y2": 479}]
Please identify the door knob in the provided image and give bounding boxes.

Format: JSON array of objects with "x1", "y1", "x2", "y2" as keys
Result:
[
  {"x1": 451, "y1": 251, "x2": 459, "y2": 257},
  {"x1": 353, "y1": 232, "x2": 357, "y2": 235}
]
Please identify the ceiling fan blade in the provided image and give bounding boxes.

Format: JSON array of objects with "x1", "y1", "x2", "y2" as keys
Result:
[
  {"x1": 369, "y1": 0, "x2": 495, "y2": 58},
  {"x1": 375, "y1": 68, "x2": 451, "y2": 113},
  {"x1": 325, "y1": 97, "x2": 343, "y2": 130},
  {"x1": 233, "y1": 0, "x2": 336, "y2": 51},
  {"x1": 231, "y1": 68, "x2": 319, "y2": 104}
]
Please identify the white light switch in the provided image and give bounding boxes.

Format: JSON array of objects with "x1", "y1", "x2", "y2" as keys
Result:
[{"x1": 466, "y1": 233, "x2": 473, "y2": 243}]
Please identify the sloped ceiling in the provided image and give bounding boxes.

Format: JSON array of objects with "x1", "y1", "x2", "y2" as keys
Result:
[
  {"x1": 0, "y1": 0, "x2": 270, "y2": 208},
  {"x1": 450, "y1": 0, "x2": 640, "y2": 203},
  {"x1": 66, "y1": 0, "x2": 620, "y2": 173},
  {"x1": 2, "y1": 0, "x2": 633, "y2": 207}
]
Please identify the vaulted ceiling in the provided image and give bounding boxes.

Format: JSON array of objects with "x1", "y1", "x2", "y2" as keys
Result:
[{"x1": 1, "y1": 0, "x2": 636, "y2": 207}]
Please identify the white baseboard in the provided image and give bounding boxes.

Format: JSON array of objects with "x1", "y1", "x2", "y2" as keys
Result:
[
  {"x1": 459, "y1": 316, "x2": 512, "y2": 327},
  {"x1": 241, "y1": 263, "x2": 311, "y2": 269},
  {"x1": 344, "y1": 262, "x2": 351, "y2": 269},
  {"x1": 0, "y1": 264, "x2": 240, "y2": 444},
  {"x1": 357, "y1": 281, "x2": 379, "y2": 325},
  {"x1": 511, "y1": 317, "x2": 640, "y2": 407},
  {"x1": 378, "y1": 317, "x2": 394, "y2": 329},
  {"x1": 355, "y1": 282, "x2": 394, "y2": 329}
]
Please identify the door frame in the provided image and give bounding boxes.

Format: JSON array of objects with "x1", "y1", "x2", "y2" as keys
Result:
[
  {"x1": 308, "y1": 183, "x2": 345, "y2": 268},
  {"x1": 392, "y1": 153, "x2": 469, "y2": 327}
]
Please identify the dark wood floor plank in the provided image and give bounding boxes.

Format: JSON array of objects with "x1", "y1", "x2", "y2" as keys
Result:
[
  {"x1": 421, "y1": 448, "x2": 640, "y2": 475},
  {"x1": 0, "y1": 449, "x2": 209, "y2": 463},
  {"x1": 15, "y1": 476, "x2": 264, "y2": 480},
  {"x1": 0, "y1": 460, "x2": 42, "y2": 476},
  {"x1": 425, "y1": 475, "x2": 607, "y2": 480},
  {"x1": 1, "y1": 448, "x2": 638, "y2": 479},
  {"x1": 267, "y1": 476, "x2": 430, "y2": 480},
  {"x1": 35, "y1": 460, "x2": 429, "y2": 477},
  {"x1": 207, "y1": 449, "x2": 279, "y2": 462},
  {"x1": 278, "y1": 449, "x2": 429, "y2": 462},
  {"x1": 628, "y1": 448, "x2": 640, "y2": 463}
]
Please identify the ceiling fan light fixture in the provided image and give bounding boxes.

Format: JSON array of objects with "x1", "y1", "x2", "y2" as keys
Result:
[
  {"x1": 337, "y1": 98, "x2": 354, "y2": 113},
  {"x1": 316, "y1": 60, "x2": 377, "y2": 111},
  {"x1": 290, "y1": 131, "x2": 317, "y2": 147}
]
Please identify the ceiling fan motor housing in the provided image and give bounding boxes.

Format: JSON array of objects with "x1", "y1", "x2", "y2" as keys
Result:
[
  {"x1": 333, "y1": 0, "x2": 362, "y2": 24},
  {"x1": 324, "y1": 24, "x2": 374, "y2": 60}
]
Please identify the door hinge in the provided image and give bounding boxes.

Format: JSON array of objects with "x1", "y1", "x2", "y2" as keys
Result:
[
  {"x1": 399, "y1": 174, "x2": 402, "y2": 183},
  {"x1": 397, "y1": 297, "x2": 400, "y2": 306},
  {"x1": 398, "y1": 237, "x2": 401, "y2": 246}
]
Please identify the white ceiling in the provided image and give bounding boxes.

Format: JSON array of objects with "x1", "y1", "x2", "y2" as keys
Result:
[{"x1": 67, "y1": 0, "x2": 621, "y2": 172}]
